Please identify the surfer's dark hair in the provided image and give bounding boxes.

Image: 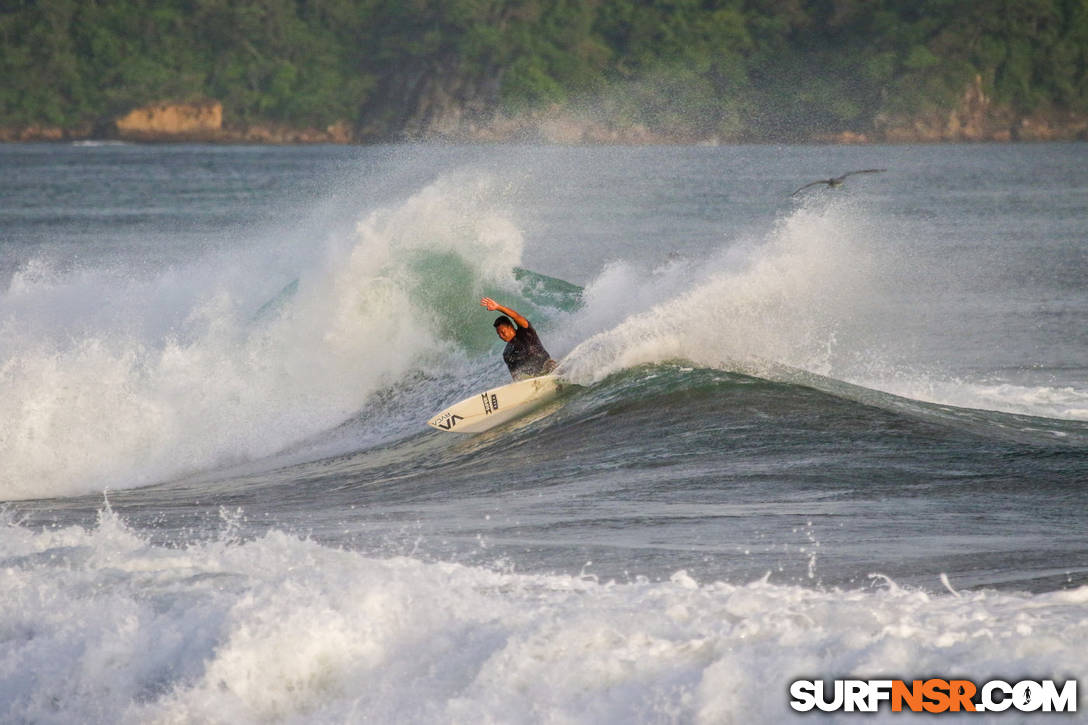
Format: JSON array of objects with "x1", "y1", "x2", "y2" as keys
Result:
[{"x1": 494, "y1": 315, "x2": 513, "y2": 329}]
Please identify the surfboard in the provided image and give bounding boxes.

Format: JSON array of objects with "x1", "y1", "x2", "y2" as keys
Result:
[{"x1": 428, "y1": 375, "x2": 563, "y2": 434}]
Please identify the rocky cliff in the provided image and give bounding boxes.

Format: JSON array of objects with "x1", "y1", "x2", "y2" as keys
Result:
[
  {"x1": 111, "y1": 101, "x2": 223, "y2": 140},
  {"x1": 3, "y1": 88, "x2": 1085, "y2": 145},
  {"x1": 865, "y1": 76, "x2": 1088, "y2": 144}
]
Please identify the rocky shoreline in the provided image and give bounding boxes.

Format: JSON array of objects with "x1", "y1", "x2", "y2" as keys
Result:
[
  {"x1": 3, "y1": 94, "x2": 1086, "y2": 146},
  {"x1": 0, "y1": 101, "x2": 355, "y2": 145}
]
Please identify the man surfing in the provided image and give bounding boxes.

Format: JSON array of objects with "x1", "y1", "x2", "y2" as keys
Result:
[{"x1": 480, "y1": 297, "x2": 558, "y2": 381}]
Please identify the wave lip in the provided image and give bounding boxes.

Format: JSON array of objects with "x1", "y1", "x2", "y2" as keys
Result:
[
  {"x1": 0, "y1": 172, "x2": 531, "y2": 501},
  {"x1": 556, "y1": 198, "x2": 1088, "y2": 428}
]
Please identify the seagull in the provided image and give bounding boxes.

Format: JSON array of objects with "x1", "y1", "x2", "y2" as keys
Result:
[{"x1": 791, "y1": 169, "x2": 887, "y2": 196}]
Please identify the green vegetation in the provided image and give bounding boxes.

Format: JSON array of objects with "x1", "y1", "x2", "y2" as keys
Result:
[{"x1": 1, "y1": 0, "x2": 1086, "y2": 139}]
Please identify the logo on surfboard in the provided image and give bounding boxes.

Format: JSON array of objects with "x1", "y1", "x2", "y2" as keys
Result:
[
  {"x1": 434, "y1": 414, "x2": 464, "y2": 430},
  {"x1": 481, "y1": 393, "x2": 501, "y2": 415},
  {"x1": 427, "y1": 374, "x2": 561, "y2": 434}
]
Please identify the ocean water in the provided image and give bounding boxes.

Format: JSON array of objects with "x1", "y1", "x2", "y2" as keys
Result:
[{"x1": 1, "y1": 142, "x2": 1086, "y2": 723}]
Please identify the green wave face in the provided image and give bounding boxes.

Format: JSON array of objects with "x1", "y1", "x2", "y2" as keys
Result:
[
  {"x1": 512, "y1": 267, "x2": 584, "y2": 313},
  {"x1": 396, "y1": 258, "x2": 584, "y2": 354},
  {"x1": 251, "y1": 261, "x2": 583, "y2": 357}
]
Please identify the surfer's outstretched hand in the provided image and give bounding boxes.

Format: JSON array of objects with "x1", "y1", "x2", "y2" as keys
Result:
[{"x1": 481, "y1": 297, "x2": 530, "y2": 328}]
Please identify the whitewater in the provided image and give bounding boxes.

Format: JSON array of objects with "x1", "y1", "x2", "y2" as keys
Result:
[{"x1": 1, "y1": 142, "x2": 1086, "y2": 723}]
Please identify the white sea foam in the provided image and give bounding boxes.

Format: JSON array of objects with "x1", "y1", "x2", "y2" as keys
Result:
[
  {"x1": 560, "y1": 203, "x2": 878, "y2": 380},
  {"x1": 1, "y1": 510, "x2": 1084, "y2": 724},
  {"x1": 868, "y1": 378, "x2": 1088, "y2": 423},
  {"x1": 559, "y1": 202, "x2": 1088, "y2": 423},
  {"x1": 0, "y1": 173, "x2": 524, "y2": 500},
  {"x1": 70, "y1": 140, "x2": 132, "y2": 147}
]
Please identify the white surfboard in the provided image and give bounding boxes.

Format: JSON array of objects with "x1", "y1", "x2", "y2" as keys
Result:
[{"x1": 428, "y1": 375, "x2": 563, "y2": 434}]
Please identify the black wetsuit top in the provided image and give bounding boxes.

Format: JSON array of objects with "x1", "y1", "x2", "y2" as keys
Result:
[{"x1": 502, "y1": 323, "x2": 556, "y2": 380}]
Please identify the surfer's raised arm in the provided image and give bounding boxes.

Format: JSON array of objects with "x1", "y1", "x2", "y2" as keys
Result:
[{"x1": 480, "y1": 297, "x2": 530, "y2": 328}]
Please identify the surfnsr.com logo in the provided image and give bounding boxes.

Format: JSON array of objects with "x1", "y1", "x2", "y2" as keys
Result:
[{"x1": 790, "y1": 679, "x2": 1077, "y2": 714}]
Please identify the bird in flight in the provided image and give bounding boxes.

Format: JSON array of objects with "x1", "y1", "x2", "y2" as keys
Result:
[{"x1": 791, "y1": 169, "x2": 887, "y2": 196}]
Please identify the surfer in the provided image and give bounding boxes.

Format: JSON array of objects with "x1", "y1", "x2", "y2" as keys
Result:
[{"x1": 481, "y1": 297, "x2": 558, "y2": 381}]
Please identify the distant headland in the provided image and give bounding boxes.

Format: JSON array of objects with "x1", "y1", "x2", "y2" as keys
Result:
[{"x1": 2, "y1": 2, "x2": 1085, "y2": 145}]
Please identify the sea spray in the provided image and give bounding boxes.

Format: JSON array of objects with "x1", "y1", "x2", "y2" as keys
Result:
[
  {"x1": 558, "y1": 198, "x2": 1088, "y2": 423},
  {"x1": 560, "y1": 201, "x2": 880, "y2": 384},
  {"x1": 0, "y1": 172, "x2": 531, "y2": 500}
]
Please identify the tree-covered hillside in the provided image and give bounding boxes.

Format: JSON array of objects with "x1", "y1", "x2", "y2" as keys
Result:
[{"x1": 2, "y1": 0, "x2": 1086, "y2": 141}]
